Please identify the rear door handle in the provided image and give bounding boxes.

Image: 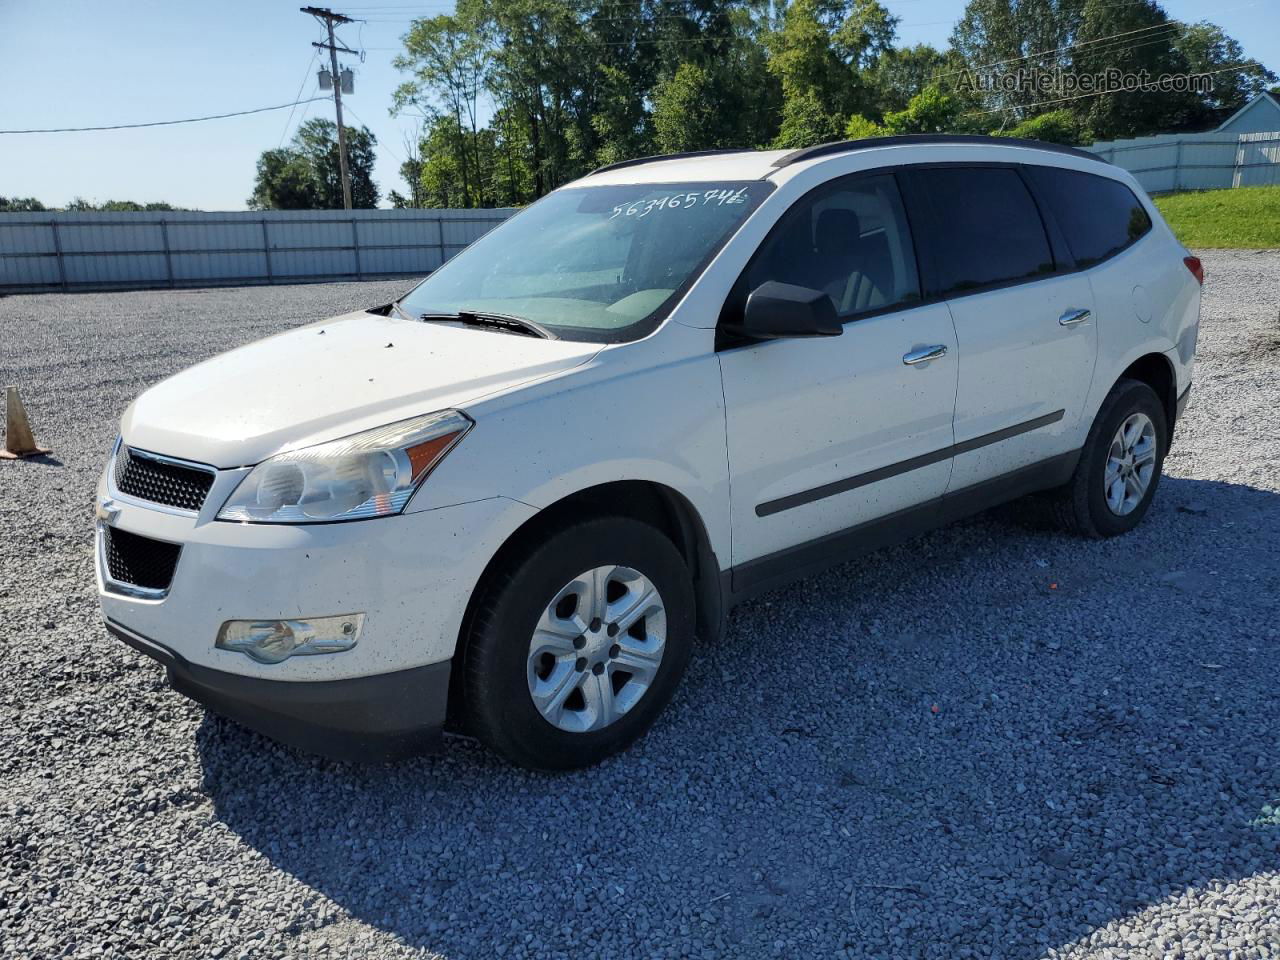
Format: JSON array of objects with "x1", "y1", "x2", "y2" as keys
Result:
[
  {"x1": 903, "y1": 344, "x2": 948, "y2": 365},
  {"x1": 1059, "y1": 308, "x2": 1091, "y2": 326}
]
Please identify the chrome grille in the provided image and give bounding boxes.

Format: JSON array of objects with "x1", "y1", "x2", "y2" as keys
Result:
[{"x1": 113, "y1": 446, "x2": 214, "y2": 512}]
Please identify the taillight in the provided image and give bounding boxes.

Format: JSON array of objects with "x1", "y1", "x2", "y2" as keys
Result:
[{"x1": 1183, "y1": 255, "x2": 1204, "y2": 286}]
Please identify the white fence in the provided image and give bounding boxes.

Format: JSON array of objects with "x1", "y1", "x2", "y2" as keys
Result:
[
  {"x1": 1085, "y1": 130, "x2": 1280, "y2": 194},
  {"x1": 0, "y1": 207, "x2": 516, "y2": 293},
  {"x1": 1234, "y1": 131, "x2": 1280, "y2": 187}
]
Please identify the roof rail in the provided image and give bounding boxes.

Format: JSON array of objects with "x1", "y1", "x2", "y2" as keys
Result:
[
  {"x1": 588, "y1": 147, "x2": 755, "y2": 177},
  {"x1": 770, "y1": 134, "x2": 1107, "y2": 169}
]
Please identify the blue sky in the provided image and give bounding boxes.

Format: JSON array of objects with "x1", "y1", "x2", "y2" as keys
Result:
[{"x1": 2, "y1": 0, "x2": 1276, "y2": 210}]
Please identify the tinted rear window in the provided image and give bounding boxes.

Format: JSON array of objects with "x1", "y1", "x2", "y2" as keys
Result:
[
  {"x1": 918, "y1": 167, "x2": 1055, "y2": 295},
  {"x1": 1026, "y1": 166, "x2": 1152, "y2": 268}
]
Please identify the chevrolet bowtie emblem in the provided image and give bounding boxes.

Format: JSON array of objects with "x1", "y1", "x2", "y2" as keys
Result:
[{"x1": 95, "y1": 498, "x2": 120, "y2": 524}]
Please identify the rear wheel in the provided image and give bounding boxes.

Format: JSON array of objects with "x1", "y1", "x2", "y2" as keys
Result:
[
  {"x1": 462, "y1": 516, "x2": 694, "y2": 770},
  {"x1": 1043, "y1": 378, "x2": 1168, "y2": 537}
]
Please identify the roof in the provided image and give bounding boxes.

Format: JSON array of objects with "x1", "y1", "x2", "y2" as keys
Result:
[
  {"x1": 579, "y1": 134, "x2": 1109, "y2": 186},
  {"x1": 769, "y1": 134, "x2": 1106, "y2": 167},
  {"x1": 1215, "y1": 91, "x2": 1280, "y2": 132},
  {"x1": 582, "y1": 148, "x2": 790, "y2": 185}
]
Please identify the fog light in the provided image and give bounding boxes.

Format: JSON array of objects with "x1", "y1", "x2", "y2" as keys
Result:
[{"x1": 216, "y1": 614, "x2": 364, "y2": 664}]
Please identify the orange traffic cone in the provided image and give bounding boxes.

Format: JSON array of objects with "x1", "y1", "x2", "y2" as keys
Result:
[{"x1": 1, "y1": 385, "x2": 51, "y2": 460}]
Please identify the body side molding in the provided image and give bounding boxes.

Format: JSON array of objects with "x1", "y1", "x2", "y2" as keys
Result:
[
  {"x1": 756, "y1": 409, "x2": 1065, "y2": 517},
  {"x1": 733, "y1": 449, "x2": 1079, "y2": 600}
]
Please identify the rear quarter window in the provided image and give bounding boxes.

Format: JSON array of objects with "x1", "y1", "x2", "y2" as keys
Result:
[
  {"x1": 1025, "y1": 166, "x2": 1152, "y2": 268},
  {"x1": 915, "y1": 167, "x2": 1056, "y2": 296}
]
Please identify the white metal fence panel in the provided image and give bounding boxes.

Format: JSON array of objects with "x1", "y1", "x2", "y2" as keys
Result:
[
  {"x1": 1234, "y1": 132, "x2": 1280, "y2": 187},
  {"x1": 1086, "y1": 131, "x2": 1280, "y2": 194},
  {"x1": 0, "y1": 208, "x2": 515, "y2": 293}
]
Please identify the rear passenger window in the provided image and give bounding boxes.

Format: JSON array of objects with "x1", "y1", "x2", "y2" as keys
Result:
[
  {"x1": 1026, "y1": 166, "x2": 1152, "y2": 268},
  {"x1": 741, "y1": 174, "x2": 920, "y2": 319},
  {"x1": 918, "y1": 167, "x2": 1055, "y2": 295}
]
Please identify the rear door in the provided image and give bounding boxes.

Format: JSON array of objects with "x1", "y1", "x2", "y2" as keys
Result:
[
  {"x1": 717, "y1": 172, "x2": 958, "y2": 581},
  {"x1": 903, "y1": 165, "x2": 1098, "y2": 492},
  {"x1": 1022, "y1": 165, "x2": 1177, "y2": 396}
]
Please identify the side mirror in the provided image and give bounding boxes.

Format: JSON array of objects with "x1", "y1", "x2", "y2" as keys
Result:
[{"x1": 730, "y1": 281, "x2": 843, "y2": 340}]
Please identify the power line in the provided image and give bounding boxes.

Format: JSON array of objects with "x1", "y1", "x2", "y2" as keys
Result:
[
  {"x1": 279, "y1": 48, "x2": 322, "y2": 148},
  {"x1": 948, "y1": 23, "x2": 1188, "y2": 86},
  {"x1": 0, "y1": 98, "x2": 329, "y2": 135},
  {"x1": 931, "y1": 20, "x2": 1182, "y2": 81},
  {"x1": 933, "y1": 0, "x2": 1268, "y2": 79}
]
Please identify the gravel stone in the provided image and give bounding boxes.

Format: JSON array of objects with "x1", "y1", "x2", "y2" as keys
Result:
[{"x1": 1, "y1": 252, "x2": 1278, "y2": 958}]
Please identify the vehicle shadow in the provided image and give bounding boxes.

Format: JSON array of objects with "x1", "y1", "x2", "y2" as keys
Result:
[{"x1": 196, "y1": 474, "x2": 1280, "y2": 958}]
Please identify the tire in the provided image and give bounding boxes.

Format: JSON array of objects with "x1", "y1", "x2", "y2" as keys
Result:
[
  {"x1": 1044, "y1": 377, "x2": 1168, "y2": 538},
  {"x1": 462, "y1": 516, "x2": 695, "y2": 770}
]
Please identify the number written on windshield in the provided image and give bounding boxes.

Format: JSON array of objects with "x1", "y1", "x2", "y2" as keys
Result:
[{"x1": 610, "y1": 187, "x2": 748, "y2": 220}]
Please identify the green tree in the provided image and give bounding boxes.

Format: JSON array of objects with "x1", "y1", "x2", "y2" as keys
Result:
[
  {"x1": 0, "y1": 196, "x2": 47, "y2": 212},
  {"x1": 388, "y1": 130, "x2": 427, "y2": 208},
  {"x1": 1173, "y1": 22, "x2": 1278, "y2": 118},
  {"x1": 652, "y1": 62, "x2": 719, "y2": 152},
  {"x1": 831, "y1": 0, "x2": 900, "y2": 73},
  {"x1": 591, "y1": 63, "x2": 656, "y2": 168},
  {"x1": 249, "y1": 119, "x2": 379, "y2": 210},
  {"x1": 98, "y1": 200, "x2": 182, "y2": 212},
  {"x1": 582, "y1": 0, "x2": 660, "y2": 168},
  {"x1": 882, "y1": 84, "x2": 965, "y2": 133},
  {"x1": 645, "y1": 2, "x2": 781, "y2": 153},
  {"x1": 994, "y1": 108, "x2": 1086, "y2": 142},
  {"x1": 293, "y1": 119, "x2": 379, "y2": 209},
  {"x1": 868, "y1": 43, "x2": 949, "y2": 115},
  {"x1": 768, "y1": 0, "x2": 899, "y2": 146},
  {"x1": 59, "y1": 197, "x2": 188, "y2": 212},
  {"x1": 249, "y1": 149, "x2": 317, "y2": 210},
  {"x1": 1069, "y1": 0, "x2": 1197, "y2": 139},
  {"x1": 768, "y1": 0, "x2": 851, "y2": 117},
  {"x1": 775, "y1": 88, "x2": 845, "y2": 147},
  {"x1": 393, "y1": 7, "x2": 491, "y2": 207},
  {"x1": 485, "y1": 0, "x2": 595, "y2": 197},
  {"x1": 950, "y1": 0, "x2": 1084, "y2": 115},
  {"x1": 844, "y1": 113, "x2": 883, "y2": 138}
]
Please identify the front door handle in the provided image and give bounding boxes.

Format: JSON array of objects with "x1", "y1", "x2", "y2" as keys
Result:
[
  {"x1": 1059, "y1": 308, "x2": 1091, "y2": 326},
  {"x1": 903, "y1": 344, "x2": 948, "y2": 365}
]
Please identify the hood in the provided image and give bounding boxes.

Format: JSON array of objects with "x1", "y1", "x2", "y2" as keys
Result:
[{"x1": 121, "y1": 310, "x2": 601, "y2": 467}]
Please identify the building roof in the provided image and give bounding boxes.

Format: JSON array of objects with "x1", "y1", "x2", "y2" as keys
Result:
[{"x1": 1216, "y1": 91, "x2": 1280, "y2": 132}]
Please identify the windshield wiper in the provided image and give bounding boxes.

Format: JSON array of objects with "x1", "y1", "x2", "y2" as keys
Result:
[
  {"x1": 389, "y1": 300, "x2": 418, "y2": 322},
  {"x1": 412, "y1": 307, "x2": 558, "y2": 341}
]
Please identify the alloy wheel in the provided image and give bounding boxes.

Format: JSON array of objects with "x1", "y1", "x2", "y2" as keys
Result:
[{"x1": 1104, "y1": 411, "x2": 1157, "y2": 516}]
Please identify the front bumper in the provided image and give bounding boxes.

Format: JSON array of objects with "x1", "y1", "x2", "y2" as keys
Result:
[
  {"x1": 95, "y1": 474, "x2": 536, "y2": 680},
  {"x1": 107, "y1": 619, "x2": 450, "y2": 761}
]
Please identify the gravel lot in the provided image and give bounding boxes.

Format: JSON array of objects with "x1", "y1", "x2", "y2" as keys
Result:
[{"x1": 2, "y1": 252, "x2": 1278, "y2": 960}]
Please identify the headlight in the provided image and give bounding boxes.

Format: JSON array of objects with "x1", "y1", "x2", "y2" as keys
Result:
[{"x1": 217, "y1": 410, "x2": 472, "y2": 523}]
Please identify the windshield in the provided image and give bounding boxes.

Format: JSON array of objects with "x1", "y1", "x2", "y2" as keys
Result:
[{"x1": 397, "y1": 180, "x2": 773, "y2": 343}]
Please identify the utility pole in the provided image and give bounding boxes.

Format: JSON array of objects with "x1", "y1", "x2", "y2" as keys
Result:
[{"x1": 302, "y1": 6, "x2": 356, "y2": 210}]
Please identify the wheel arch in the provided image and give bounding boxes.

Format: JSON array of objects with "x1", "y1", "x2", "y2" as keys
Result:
[
  {"x1": 1117, "y1": 351, "x2": 1178, "y2": 431},
  {"x1": 447, "y1": 480, "x2": 726, "y2": 725}
]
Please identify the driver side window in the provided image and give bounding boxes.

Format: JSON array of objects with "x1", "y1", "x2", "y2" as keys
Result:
[{"x1": 743, "y1": 173, "x2": 921, "y2": 320}]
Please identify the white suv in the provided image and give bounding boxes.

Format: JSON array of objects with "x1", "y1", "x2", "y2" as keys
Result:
[{"x1": 97, "y1": 135, "x2": 1202, "y2": 769}]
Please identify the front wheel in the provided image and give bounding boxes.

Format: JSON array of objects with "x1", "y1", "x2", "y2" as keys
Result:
[
  {"x1": 1045, "y1": 377, "x2": 1168, "y2": 538},
  {"x1": 462, "y1": 517, "x2": 694, "y2": 770}
]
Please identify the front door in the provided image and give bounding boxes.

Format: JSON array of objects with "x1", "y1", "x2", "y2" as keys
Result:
[{"x1": 717, "y1": 172, "x2": 959, "y2": 584}]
